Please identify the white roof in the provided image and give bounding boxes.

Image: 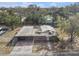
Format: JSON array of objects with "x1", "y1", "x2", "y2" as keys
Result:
[{"x1": 40, "y1": 25, "x2": 56, "y2": 32}]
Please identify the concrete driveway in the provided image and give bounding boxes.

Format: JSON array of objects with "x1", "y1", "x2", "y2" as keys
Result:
[{"x1": 10, "y1": 39, "x2": 33, "y2": 56}]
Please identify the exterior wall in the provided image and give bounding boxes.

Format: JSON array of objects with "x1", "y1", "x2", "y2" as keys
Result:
[{"x1": 33, "y1": 36, "x2": 47, "y2": 43}]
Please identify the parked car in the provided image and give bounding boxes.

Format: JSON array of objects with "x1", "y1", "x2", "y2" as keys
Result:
[{"x1": 0, "y1": 26, "x2": 8, "y2": 35}]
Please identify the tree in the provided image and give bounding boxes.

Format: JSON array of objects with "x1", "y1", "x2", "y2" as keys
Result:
[
  {"x1": 5, "y1": 15, "x2": 21, "y2": 30},
  {"x1": 24, "y1": 4, "x2": 46, "y2": 25},
  {"x1": 64, "y1": 14, "x2": 79, "y2": 47},
  {"x1": 25, "y1": 13, "x2": 45, "y2": 25}
]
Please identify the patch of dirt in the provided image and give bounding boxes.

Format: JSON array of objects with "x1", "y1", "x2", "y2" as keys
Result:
[{"x1": 0, "y1": 27, "x2": 21, "y2": 55}]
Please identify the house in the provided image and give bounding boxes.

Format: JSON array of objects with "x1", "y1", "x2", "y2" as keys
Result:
[
  {"x1": 21, "y1": 17, "x2": 26, "y2": 22},
  {"x1": 44, "y1": 15, "x2": 53, "y2": 25},
  {"x1": 10, "y1": 25, "x2": 58, "y2": 46}
]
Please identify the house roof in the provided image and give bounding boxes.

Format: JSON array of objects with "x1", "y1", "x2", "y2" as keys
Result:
[
  {"x1": 15, "y1": 25, "x2": 56, "y2": 37},
  {"x1": 40, "y1": 25, "x2": 56, "y2": 32},
  {"x1": 15, "y1": 26, "x2": 33, "y2": 37}
]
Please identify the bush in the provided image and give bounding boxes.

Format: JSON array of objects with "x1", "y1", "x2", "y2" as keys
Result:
[{"x1": 49, "y1": 36, "x2": 60, "y2": 42}]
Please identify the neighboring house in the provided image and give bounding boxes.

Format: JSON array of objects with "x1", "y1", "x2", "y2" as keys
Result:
[
  {"x1": 44, "y1": 15, "x2": 53, "y2": 25},
  {"x1": 21, "y1": 17, "x2": 26, "y2": 22}
]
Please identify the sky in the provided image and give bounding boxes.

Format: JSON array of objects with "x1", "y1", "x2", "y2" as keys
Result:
[{"x1": 0, "y1": 2, "x2": 75, "y2": 8}]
